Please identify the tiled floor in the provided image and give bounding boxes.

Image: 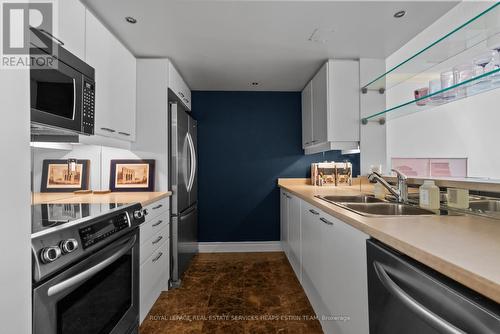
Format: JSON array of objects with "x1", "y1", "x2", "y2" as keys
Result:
[{"x1": 139, "y1": 252, "x2": 323, "y2": 334}]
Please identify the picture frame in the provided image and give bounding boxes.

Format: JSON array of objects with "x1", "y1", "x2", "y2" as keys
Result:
[
  {"x1": 41, "y1": 159, "x2": 90, "y2": 193},
  {"x1": 109, "y1": 159, "x2": 155, "y2": 192}
]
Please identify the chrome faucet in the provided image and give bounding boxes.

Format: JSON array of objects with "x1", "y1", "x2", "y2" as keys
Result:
[{"x1": 368, "y1": 169, "x2": 408, "y2": 203}]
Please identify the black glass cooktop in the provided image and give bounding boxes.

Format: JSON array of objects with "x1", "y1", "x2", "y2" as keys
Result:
[{"x1": 31, "y1": 203, "x2": 127, "y2": 235}]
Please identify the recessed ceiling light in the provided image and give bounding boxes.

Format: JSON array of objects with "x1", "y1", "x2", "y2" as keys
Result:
[
  {"x1": 125, "y1": 16, "x2": 137, "y2": 24},
  {"x1": 393, "y1": 10, "x2": 406, "y2": 18},
  {"x1": 251, "y1": 82, "x2": 259, "y2": 86}
]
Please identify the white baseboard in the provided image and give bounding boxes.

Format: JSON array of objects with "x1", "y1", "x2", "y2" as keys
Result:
[{"x1": 198, "y1": 241, "x2": 283, "y2": 253}]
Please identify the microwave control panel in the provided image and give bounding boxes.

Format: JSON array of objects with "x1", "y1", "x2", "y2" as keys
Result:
[{"x1": 82, "y1": 80, "x2": 95, "y2": 135}]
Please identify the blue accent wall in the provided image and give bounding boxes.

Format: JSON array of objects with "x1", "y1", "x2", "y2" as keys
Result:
[{"x1": 192, "y1": 91, "x2": 360, "y2": 242}]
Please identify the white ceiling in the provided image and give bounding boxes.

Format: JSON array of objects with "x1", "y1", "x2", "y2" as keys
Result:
[{"x1": 81, "y1": 0, "x2": 459, "y2": 91}]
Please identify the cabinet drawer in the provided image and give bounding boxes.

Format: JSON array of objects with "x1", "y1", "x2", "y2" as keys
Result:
[
  {"x1": 140, "y1": 225, "x2": 169, "y2": 264},
  {"x1": 141, "y1": 211, "x2": 169, "y2": 245},
  {"x1": 140, "y1": 240, "x2": 169, "y2": 323},
  {"x1": 143, "y1": 198, "x2": 169, "y2": 220}
]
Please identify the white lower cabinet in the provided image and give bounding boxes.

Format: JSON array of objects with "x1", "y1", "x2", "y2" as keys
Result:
[
  {"x1": 283, "y1": 195, "x2": 369, "y2": 334},
  {"x1": 280, "y1": 191, "x2": 290, "y2": 256},
  {"x1": 139, "y1": 200, "x2": 170, "y2": 324},
  {"x1": 288, "y1": 195, "x2": 302, "y2": 282},
  {"x1": 140, "y1": 239, "x2": 169, "y2": 323},
  {"x1": 281, "y1": 192, "x2": 302, "y2": 282}
]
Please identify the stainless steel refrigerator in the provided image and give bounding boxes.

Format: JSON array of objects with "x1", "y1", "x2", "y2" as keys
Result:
[{"x1": 169, "y1": 102, "x2": 198, "y2": 287}]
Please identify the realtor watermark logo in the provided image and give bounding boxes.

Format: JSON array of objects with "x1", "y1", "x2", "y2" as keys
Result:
[{"x1": 1, "y1": 0, "x2": 57, "y2": 69}]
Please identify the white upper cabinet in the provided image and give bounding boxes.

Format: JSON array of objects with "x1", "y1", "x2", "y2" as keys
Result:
[
  {"x1": 85, "y1": 10, "x2": 137, "y2": 142},
  {"x1": 312, "y1": 63, "x2": 328, "y2": 145},
  {"x1": 301, "y1": 59, "x2": 360, "y2": 154},
  {"x1": 301, "y1": 81, "x2": 313, "y2": 148},
  {"x1": 168, "y1": 62, "x2": 192, "y2": 111},
  {"x1": 57, "y1": 0, "x2": 86, "y2": 60}
]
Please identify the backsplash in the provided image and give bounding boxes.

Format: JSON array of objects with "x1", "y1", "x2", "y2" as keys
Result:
[{"x1": 31, "y1": 144, "x2": 168, "y2": 196}]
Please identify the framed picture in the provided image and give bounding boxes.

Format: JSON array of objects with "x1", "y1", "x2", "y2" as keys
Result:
[
  {"x1": 110, "y1": 159, "x2": 155, "y2": 192},
  {"x1": 41, "y1": 159, "x2": 90, "y2": 193}
]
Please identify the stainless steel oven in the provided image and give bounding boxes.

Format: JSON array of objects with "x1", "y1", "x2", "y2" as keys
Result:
[
  {"x1": 33, "y1": 230, "x2": 139, "y2": 334},
  {"x1": 30, "y1": 28, "x2": 95, "y2": 136}
]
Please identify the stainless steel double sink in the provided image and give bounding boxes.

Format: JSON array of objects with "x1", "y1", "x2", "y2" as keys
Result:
[
  {"x1": 317, "y1": 195, "x2": 437, "y2": 217},
  {"x1": 317, "y1": 194, "x2": 500, "y2": 218}
]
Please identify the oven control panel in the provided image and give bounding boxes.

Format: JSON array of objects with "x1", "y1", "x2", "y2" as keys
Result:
[{"x1": 79, "y1": 212, "x2": 130, "y2": 249}]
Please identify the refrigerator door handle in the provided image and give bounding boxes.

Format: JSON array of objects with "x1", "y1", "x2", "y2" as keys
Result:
[
  {"x1": 180, "y1": 206, "x2": 197, "y2": 221},
  {"x1": 186, "y1": 132, "x2": 196, "y2": 192},
  {"x1": 373, "y1": 261, "x2": 466, "y2": 334}
]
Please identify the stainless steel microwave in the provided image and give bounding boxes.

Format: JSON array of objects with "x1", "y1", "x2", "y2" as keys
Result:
[{"x1": 30, "y1": 28, "x2": 95, "y2": 136}]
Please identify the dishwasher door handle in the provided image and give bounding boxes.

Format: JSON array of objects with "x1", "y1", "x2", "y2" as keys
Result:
[{"x1": 373, "y1": 261, "x2": 466, "y2": 334}]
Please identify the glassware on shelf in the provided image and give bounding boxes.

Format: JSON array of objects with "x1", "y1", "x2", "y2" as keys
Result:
[
  {"x1": 474, "y1": 52, "x2": 495, "y2": 88},
  {"x1": 440, "y1": 69, "x2": 457, "y2": 100},
  {"x1": 453, "y1": 64, "x2": 475, "y2": 97},
  {"x1": 414, "y1": 87, "x2": 429, "y2": 106},
  {"x1": 428, "y1": 79, "x2": 443, "y2": 105},
  {"x1": 490, "y1": 49, "x2": 500, "y2": 86}
]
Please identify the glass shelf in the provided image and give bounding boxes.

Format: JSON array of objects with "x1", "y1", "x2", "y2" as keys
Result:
[
  {"x1": 362, "y1": 67, "x2": 500, "y2": 122},
  {"x1": 362, "y1": 3, "x2": 500, "y2": 92}
]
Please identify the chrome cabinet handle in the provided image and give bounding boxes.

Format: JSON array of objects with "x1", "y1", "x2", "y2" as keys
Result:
[
  {"x1": 304, "y1": 141, "x2": 311, "y2": 145},
  {"x1": 320, "y1": 217, "x2": 334, "y2": 225},
  {"x1": 311, "y1": 140, "x2": 318, "y2": 143},
  {"x1": 152, "y1": 204, "x2": 163, "y2": 210},
  {"x1": 118, "y1": 131, "x2": 131, "y2": 136},
  {"x1": 309, "y1": 209, "x2": 320, "y2": 215},
  {"x1": 152, "y1": 220, "x2": 163, "y2": 227},
  {"x1": 38, "y1": 28, "x2": 65, "y2": 45},
  {"x1": 152, "y1": 236, "x2": 163, "y2": 245},
  {"x1": 373, "y1": 262, "x2": 465, "y2": 334},
  {"x1": 100, "y1": 127, "x2": 115, "y2": 133},
  {"x1": 178, "y1": 92, "x2": 185, "y2": 98},
  {"x1": 152, "y1": 252, "x2": 163, "y2": 263}
]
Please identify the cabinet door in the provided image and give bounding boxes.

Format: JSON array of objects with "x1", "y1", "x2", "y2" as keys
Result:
[
  {"x1": 112, "y1": 43, "x2": 136, "y2": 141},
  {"x1": 85, "y1": 11, "x2": 114, "y2": 137},
  {"x1": 280, "y1": 191, "x2": 289, "y2": 255},
  {"x1": 301, "y1": 202, "x2": 322, "y2": 288},
  {"x1": 288, "y1": 194, "x2": 302, "y2": 281},
  {"x1": 321, "y1": 213, "x2": 369, "y2": 334},
  {"x1": 57, "y1": 0, "x2": 86, "y2": 60},
  {"x1": 85, "y1": 10, "x2": 136, "y2": 141},
  {"x1": 301, "y1": 81, "x2": 313, "y2": 148},
  {"x1": 168, "y1": 62, "x2": 191, "y2": 111},
  {"x1": 312, "y1": 62, "x2": 328, "y2": 145}
]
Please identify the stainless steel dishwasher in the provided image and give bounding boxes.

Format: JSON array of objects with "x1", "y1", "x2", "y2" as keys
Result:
[{"x1": 367, "y1": 239, "x2": 500, "y2": 334}]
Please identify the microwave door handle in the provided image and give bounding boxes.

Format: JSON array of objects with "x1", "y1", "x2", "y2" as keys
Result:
[
  {"x1": 72, "y1": 78, "x2": 76, "y2": 121},
  {"x1": 47, "y1": 235, "x2": 136, "y2": 297},
  {"x1": 373, "y1": 262, "x2": 466, "y2": 334}
]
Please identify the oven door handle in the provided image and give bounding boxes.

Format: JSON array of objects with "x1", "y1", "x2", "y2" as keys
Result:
[
  {"x1": 47, "y1": 235, "x2": 136, "y2": 297},
  {"x1": 373, "y1": 261, "x2": 466, "y2": 334}
]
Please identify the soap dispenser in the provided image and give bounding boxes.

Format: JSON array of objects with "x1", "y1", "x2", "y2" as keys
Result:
[{"x1": 419, "y1": 180, "x2": 440, "y2": 210}]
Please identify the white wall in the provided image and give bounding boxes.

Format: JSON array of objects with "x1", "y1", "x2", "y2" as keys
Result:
[
  {"x1": 0, "y1": 66, "x2": 31, "y2": 331},
  {"x1": 386, "y1": 2, "x2": 500, "y2": 178}
]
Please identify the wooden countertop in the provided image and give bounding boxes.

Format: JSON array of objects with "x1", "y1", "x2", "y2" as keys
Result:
[
  {"x1": 32, "y1": 191, "x2": 172, "y2": 207},
  {"x1": 278, "y1": 178, "x2": 500, "y2": 304}
]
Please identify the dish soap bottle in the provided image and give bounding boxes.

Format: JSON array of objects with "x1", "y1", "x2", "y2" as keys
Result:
[{"x1": 419, "y1": 180, "x2": 440, "y2": 210}]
